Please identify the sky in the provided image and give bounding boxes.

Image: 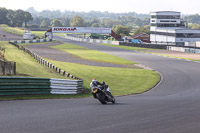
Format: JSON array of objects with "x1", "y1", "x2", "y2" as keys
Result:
[{"x1": 1, "y1": 0, "x2": 200, "y2": 14}]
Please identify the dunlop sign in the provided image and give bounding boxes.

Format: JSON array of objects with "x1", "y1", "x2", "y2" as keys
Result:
[{"x1": 52, "y1": 27, "x2": 112, "y2": 34}]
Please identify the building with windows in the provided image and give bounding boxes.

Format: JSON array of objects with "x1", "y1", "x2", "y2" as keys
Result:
[{"x1": 150, "y1": 11, "x2": 200, "y2": 46}]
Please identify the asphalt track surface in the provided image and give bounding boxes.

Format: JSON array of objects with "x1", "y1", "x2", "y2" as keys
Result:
[
  {"x1": 26, "y1": 41, "x2": 137, "y2": 68},
  {"x1": 1, "y1": 36, "x2": 200, "y2": 133},
  {"x1": 0, "y1": 28, "x2": 23, "y2": 41}
]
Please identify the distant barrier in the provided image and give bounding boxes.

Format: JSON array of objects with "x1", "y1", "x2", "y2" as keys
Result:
[
  {"x1": 65, "y1": 35, "x2": 175, "y2": 49},
  {"x1": 11, "y1": 39, "x2": 52, "y2": 44},
  {"x1": 65, "y1": 35, "x2": 119, "y2": 45},
  {"x1": 167, "y1": 46, "x2": 200, "y2": 54},
  {"x1": 119, "y1": 42, "x2": 173, "y2": 49},
  {"x1": 0, "y1": 77, "x2": 83, "y2": 95}
]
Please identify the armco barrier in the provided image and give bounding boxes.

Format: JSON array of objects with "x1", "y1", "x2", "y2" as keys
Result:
[
  {"x1": 0, "y1": 77, "x2": 83, "y2": 95},
  {"x1": 11, "y1": 39, "x2": 52, "y2": 44},
  {"x1": 50, "y1": 78, "x2": 83, "y2": 94}
]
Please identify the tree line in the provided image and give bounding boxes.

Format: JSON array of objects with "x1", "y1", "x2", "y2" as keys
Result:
[
  {"x1": 0, "y1": 7, "x2": 33, "y2": 27},
  {"x1": 27, "y1": 7, "x2": 150, "y2": 36},
  {"x1": 2, "y1": 7, "x2": 200, "y2": 36},
  {"x1": 28, "y1": 9, "x2": 149, "y2": 29}
]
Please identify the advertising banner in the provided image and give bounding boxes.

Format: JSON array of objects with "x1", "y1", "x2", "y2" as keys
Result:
[{"x1": 52, "y1": 27, "x2": 111, "y2": 34}]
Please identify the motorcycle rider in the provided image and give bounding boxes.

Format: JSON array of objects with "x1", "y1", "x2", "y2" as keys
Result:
[{"x1": 90, "y1": 78, "x2": 110, "y2": 98}]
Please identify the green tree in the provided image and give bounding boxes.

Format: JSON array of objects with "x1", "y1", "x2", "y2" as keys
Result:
[
  {"x1": 113, "y1": 25, "x2": 131, "y2": 36},
  {"x1": 70, "y1": 16, "x2": 86, "y2": 27},
  {"x1": 0, "y1": 7, "x2": 9, "y2": 25},
  {"x1": 51, "y1": 19, "x2": 63, "y2": 27},
  {"x1": 12, "y1": 10, "x2": 26, "y2": 27},
  {"x1": 40, "y1": 20, "x2": 48, "y2": 28},
  {"x1": 133, "y1": 26, "x2": 150, "y2": 35},
  {"x1": 61, "y1": 17, "x2": 70, "y2": 26},
  {"x1": 188, "y1": 23, "x2": 200, "y2": 29},
  {"x1": 23, "y1": 11, "x2": 33, "y2": 27},
  {"x1": 6, "y1": 10, "x2": 15, "y2": 26},
  {"x1": 185, "y1": 14, "x2": 200, "y2": 24},
  {"x1": 91, "y1": 23, "x2": 100, "y2": 27}
]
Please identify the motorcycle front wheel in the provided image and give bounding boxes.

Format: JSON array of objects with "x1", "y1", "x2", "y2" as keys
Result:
[{"x1": 111, "y1": 97, "x2": 115, "y2": 104}]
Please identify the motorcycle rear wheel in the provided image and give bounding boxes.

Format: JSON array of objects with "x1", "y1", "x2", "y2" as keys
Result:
[{"x1": 96, "y1": 93, "x2": 107, "y2": 104}]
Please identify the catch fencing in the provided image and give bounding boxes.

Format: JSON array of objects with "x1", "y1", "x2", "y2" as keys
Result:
[{"x1": 0, "y1": 77, "x2": 83, "y2": 96}]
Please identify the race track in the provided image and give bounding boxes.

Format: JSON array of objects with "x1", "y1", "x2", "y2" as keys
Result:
[{"x1": 1, "y1": 36, "x2": 200, "y2": 133}]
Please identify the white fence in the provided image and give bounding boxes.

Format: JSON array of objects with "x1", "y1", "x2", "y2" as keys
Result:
[
  {"x1": 10, "y1": 39, "x2": 53, "y2": 44},
  {"x1": 65, "y1": 35, "x2": 120, "y2": 45},
  {"x1": 50, "y1": 78, "x2": 83, "y2": 94},
  {"x1": 167, "y1": 46, "x2": 200, "y2": 54}
]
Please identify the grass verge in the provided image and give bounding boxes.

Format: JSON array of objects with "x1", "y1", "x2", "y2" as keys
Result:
[
  {"x1": 0, "y1": 41, "x2": 67, "y2": 78},
  {"x1": 101, "y1": 43, "x2": 200, "y2": 62},
  {"x1": 45, "y1": 59, "x2": 160, "y2": 96},
  {"x1": 31, "y1": 31, "x2": 46, "y2": 37},
  {"x1": 0, "y1": 24, "x2": 25, "y2": 36},
  {"x1": 146, "y1": 52, "x2": 200, "y2": 62},
  {"x1": 51, "y1": 43, "x2": 135, "y2": 65},
  {"x1": 0, "y1": 41, "x2": 160, "y2": 100},
  {"x1": 0, "y1": 24, "x2": 45, "y2": 37},
  {"x1": 101, "y1": 43, "x2": 156, "y2": 51}
]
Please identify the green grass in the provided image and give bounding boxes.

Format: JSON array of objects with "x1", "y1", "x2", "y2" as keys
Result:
[
  {"x1": 45, "y1": 59, "x2": 160, "y2": 96},
  {"x1": 0, "y1": 24, "x2": 25, "y2": 36},
  {"x1": 147, "y1": 52, "x2": 200, "y2": 62},
  {"x1": 51, "y1": 43, "x2": 135, "y2": 65},
  {"x1": 0, "y1": 24, "x2": 45, "y2": 37},
  {"x1": 54, "y1": 33, "x2": 67, "y2": 37},
  {"x1": 0, "y1": 41, "x2": 68, "y2": 79},
  {"x1": 103, "y1": 43, "x2": 200, "y2": 62},
  {"x1": 101, "y1": 43, "x2": 159, "y2": 51},
  {"x1": 31, "y1": 31, "x2": 46, "y2": 37},
  {"x1": 0, "y1": 41, "x2": 160, "y2": 100}
]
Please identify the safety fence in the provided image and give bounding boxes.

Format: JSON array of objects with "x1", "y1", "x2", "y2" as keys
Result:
[
  {"x1": 65, "y1": 35, "x2": 120, "y2": 45},
  {"x1": 167, "y1": 46, "x2": 200, "y2": 54},
  {"x1": 65, "y1": 35, "x2": 173, "y2": 49},
  {"x1": 0, "y1": 77, "x2": 83, "y2": 95},
  {"x1": 119, "y1": 42, "x2": 172, "y2": 49},
  {"x1": 10, "y1": 39, "x2": 52, "y2": 44},
  {"x1": 9, "y1": 41, "x2": 81, "y2": 80}
]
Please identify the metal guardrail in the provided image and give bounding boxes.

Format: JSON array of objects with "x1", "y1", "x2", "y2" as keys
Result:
[
  {"x1": 10, "y1": 39, "x2": 52, "y2": 44},
  {"x1": 50, "y1": 78, "x2": 83, "y2": 94},
  {"x1": 6, "y1": 40, "x2": 84, "y2": 95},
  {"x1": 0, "y1": 77, "x2": 83, "y2": 96}
]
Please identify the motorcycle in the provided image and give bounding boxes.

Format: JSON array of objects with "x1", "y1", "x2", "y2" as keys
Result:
[{"x1": 92, "y1": 82, "x2": 115, "y2": 104}]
